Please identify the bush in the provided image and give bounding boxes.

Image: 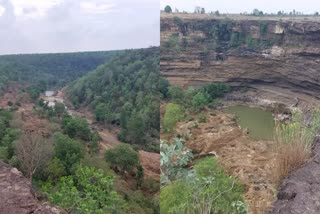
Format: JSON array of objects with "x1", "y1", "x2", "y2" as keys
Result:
[
  {"x1": 160, "y1": 138, "x2": 193, "y2": 186},
  {"x1": 105, "y1": 144, "x2": 140, "y2": 173},
  {"x1": 45, "y1": 164, "x2": 126, "y2": 213},
  {"x1": 161, "y1": 157, "x2": 246, "y2": 214},
  {"x1": 163, "y1": 103, "x2": 184, "y2": 133},
  {"x1": 191, "y1": 91, "x2": 209, "y2": 112},
  {"x1": 168, "y1": 86, "x2": 185, "y2": 101}
]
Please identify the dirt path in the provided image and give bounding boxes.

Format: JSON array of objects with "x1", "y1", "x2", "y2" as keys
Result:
[{"x1": 173, "y1": 111, "x2": 277, "y2": 214}]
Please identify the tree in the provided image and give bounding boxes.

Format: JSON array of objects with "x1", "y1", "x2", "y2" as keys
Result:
[
  {"x1": 105, "y1": 144, "x2": 139, "y2": 173},
  {"x1": 194, "y1": 6, "x2": 201, "y2": 14},
  {"x1": 163, "y1": 103, "x2": 184, "y2": 133},
  {"x1": 191, "y1": 91, "x2": 209, "y2": 111},
  {"x1": 16, "y1": 134, "x2": 53, "y2": 182},
  {"x1": 47, "y1": 164, "x2": 125, "y2": 213},
  {"x1": 253, "y1": 9, "x2": 260, "y2": 16},
  {"x1": 159, "y1": 78, "x2": 170, "y2": 98},
  {"x1": 126, "y1": 112, "x2": 145, "y2": 144},
  {"x1": 168, "y1": 86, "x2": 184, "y2": 101},
  {"x1": 214, "y1": 10, "x2": 220, "y2": 16},
  {"x1": 53, "y1": 133, "x2": 84, "y2": 174},
  {"x1": 164, "y1": 5, "x2": 172, "y2": 13},
  {"x1": 45, "y1": 157, "x2": 66, "y2": 182},
  {"x1": 54, "y1": 102, "x2": 65, "y2": 118},
  {"x1": 201, "y1": 8, "x2": 205, "y2": 14},
  {"x1": 62, "y1": 116, "x2": 91, "y2": 141}
]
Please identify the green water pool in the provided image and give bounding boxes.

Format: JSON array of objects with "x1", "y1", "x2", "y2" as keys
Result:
[{"x1": 225, "y1": 105, "x2": 275, "y2": 140}]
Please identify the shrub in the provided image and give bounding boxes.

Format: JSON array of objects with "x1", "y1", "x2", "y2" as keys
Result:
[
  {"x1": 198, "y1": 113, "x2": 207, "y2": 123},
  {"x1": 168, "y1": 86, "x2": 185, "y2": 101},
  {"x1": 163, "y1": 103, "x2": 184, "y2": 133},
  {"x1": 191, "y1": 91, "x2": 209, "y2": 112},
  {"x1": 160, "y1": 138, "x2": 193, "y2": 186},
  {"x1": 45, "y1": 164, "x2": 126, "y2": 213},
  {"x1": 160, "y1": 157, "x2": 246, "y2": 214},
  {"x1": 105, "y1": 144, "x2": 140, "y2": 173}
]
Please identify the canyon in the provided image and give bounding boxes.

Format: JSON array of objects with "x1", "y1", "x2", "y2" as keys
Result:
[
  {"x1": 161, "y1": 14, "x2": 320, "y2": 106},
  {"x1": 161, "y1": 13, "x2": 320, "y2": 213}
]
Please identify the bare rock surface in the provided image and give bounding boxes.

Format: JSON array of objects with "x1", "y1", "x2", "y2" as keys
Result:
[
  {"x1": 270, "y1": 138, "x2": 320, "y2": 214},
  {"x1": 0, "y1": 161, "x2": 65, "y2": 214}
]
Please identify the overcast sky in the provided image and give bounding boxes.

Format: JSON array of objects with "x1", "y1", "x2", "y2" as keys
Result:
[
  {"x1": 160, "y1": 0, "x2": 320, "y2": 14},
  {"x1": 0, "y1": 0, "x2": 159, "y2": 55}
]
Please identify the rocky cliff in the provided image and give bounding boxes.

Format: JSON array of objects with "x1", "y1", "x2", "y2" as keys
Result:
[
  {"x1": 160, "y1": 14, "x2": 320, "y2": 104},
  {"x1": 0, "y1": 161, "x2": 65, "y2": 214}
]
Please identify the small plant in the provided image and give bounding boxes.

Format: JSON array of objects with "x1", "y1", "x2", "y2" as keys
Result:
[
  {"x1": 198, "y1": 113, "x2": 207, "y2": 123},
  {"x1": 160, "y1": 138, "x2": 193, "y2": 186}
]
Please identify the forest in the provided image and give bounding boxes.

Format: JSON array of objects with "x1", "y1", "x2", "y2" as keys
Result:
[
  {"x1": 67, "y1": 47, "x2": 160, "y2": 152},
  {"x1": 0, "y1": 51, "x2": 119, "y2": 98}
]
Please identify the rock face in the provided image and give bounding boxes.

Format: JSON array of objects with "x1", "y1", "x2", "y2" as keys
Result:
[
  {"x1": 270, "y1": 137, "x2": 320, "y2": 214},
  {"x1": 0, "y1": 161, "x2": 65, "y2": 214},
  {"x1": 160, "y1": 14, "x2": 320, "y2": 103}
]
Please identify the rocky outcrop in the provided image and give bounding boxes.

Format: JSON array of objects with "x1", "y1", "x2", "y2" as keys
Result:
[
  {"x1": 160, "y1": 14, "x2": 320, "y2": 103},
  {"x1": 270, "y1": 137, "x2": 320, "y2": 214},
  {"x1": 0, "y1": 161, "x2": 65, "y2": 214}
]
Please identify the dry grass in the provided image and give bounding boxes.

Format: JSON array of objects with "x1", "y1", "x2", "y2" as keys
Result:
[{"x1": 272, "y1": 111, "x2": 319, "y2": 185}]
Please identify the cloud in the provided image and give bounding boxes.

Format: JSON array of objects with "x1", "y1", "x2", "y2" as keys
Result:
[
  {"x1": 80, "y1": 1, "x2": 117, "y2": 14},
  {"x1": 0, "y1": 0, "x2": 159, "y2": 54}
]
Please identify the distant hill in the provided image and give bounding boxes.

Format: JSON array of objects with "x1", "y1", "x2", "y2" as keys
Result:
[{"x1": 0, "y1": 51, "x2": 120, "y2": 91}]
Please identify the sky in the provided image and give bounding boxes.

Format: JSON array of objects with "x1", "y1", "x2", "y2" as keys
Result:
[
  {"x1": 0, "y1": 0, "x2": 159, "y2": 54},
  {"x1": 160, "y1": 0, "x2": 320, "y2": 14}
]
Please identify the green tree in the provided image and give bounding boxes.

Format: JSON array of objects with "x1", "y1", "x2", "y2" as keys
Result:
[
  {"x1": 54, "y1": 102, "x2": 65, "y2": 118},
  {"x1": 46, "y1": 157, "x2": 66, "y2": 182},
  {"x1": 191, "y1": 91, "x2": 209, "y2": 111},
  {"x1": 126, "y1": 112, "x2": 145, "y2": 144},
  {"x1": 164, "y1": 5, "x2": 172, "y2": 13},
  {"x1": 63, "y1": 116, "x2": 91, "y2": 141},
  {"x1": 168, "y1": 86, "x2": 184, "y2": 101},
  {"x1": 53, "y1": 133, "x2": 84, "y2": 174},
  {"x1": 159, "y1": 78, "x2": 170, "y2": 98},
  {"x1": 105, "y1": 144, "x2": 139, "y2": 173},
  {"x1": 163, "y1": 103, "x2": 184, "y2": 133},
  {"x1": 47, "y1": 165, "x2": 126, "y2": 214}
]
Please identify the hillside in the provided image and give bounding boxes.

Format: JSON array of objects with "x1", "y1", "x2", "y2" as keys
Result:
[
  {"x1": 67, "y1": 47, "x2": 160, "y2": 151},
  {"x1": 0, "y1": 51, "x2": 119, "y2": 93}
]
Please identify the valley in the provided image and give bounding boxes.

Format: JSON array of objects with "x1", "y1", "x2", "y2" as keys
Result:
[{"x1": 0, "y1": 48, "x2": 160, "y2": 214}]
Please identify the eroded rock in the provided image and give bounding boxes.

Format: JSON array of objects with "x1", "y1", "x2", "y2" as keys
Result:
[{"x1": 0, "y1": 161, "x2": 65, "y2": 214}]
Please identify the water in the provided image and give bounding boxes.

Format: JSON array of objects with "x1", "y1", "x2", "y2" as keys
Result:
[
  {"x1": 225, "y1": 105, "x2": 275, "y2": 140},
  {"x1": 45, "y1": 91, "x2": 54, "y2": 97}
]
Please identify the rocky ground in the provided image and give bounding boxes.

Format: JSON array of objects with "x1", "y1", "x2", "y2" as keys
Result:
[{"x1": 0, "y1": 161, "x2": 65, "y2": 214}]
